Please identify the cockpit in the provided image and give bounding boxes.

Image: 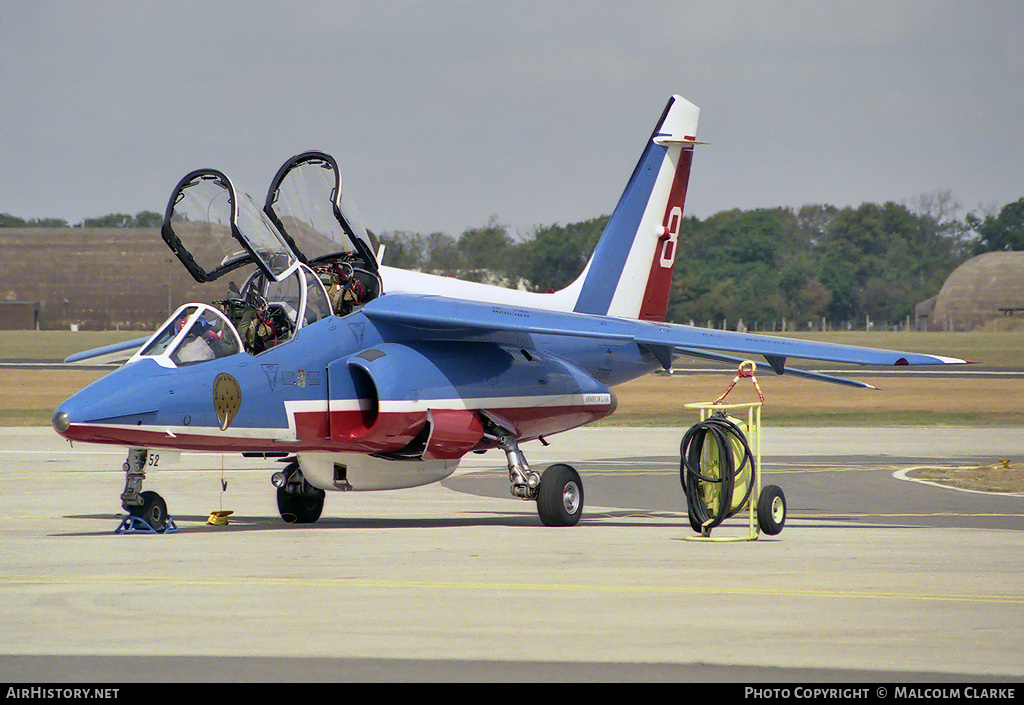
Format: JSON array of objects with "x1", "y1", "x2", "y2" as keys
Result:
[
  {"x1": 145, "y1": 151, "x2": 381, "y2": 364},
  {"x1": 134, "y1": 304, "x2": 243, "y2": 367},
  {"x1": 216, "y1": 265, "x2": 334, "y2": 354}
]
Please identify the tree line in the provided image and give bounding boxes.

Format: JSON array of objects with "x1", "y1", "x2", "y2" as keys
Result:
[
  {"x1": 0, "y1": 211, "x2": 163, "y2": 228},
  {"x1": 4, "y1": 193, "x2": 1022, "y2": 328},
  {"x1": 376, "y1": 194, "x2": 1023, "y2": 329}
]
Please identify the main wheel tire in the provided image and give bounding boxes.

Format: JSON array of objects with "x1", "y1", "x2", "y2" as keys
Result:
[
  {"x1": 131, "y1": 491, "x2": 168, "y2": 531},
  {"x1": 275, "y1": 463, "x2": 325, "y2": 524},
  {"x1": 757, "y1": 484, "x2": 786, "y2": 536},
  {"x1": 536, "y1": 464, "x2": 584, "y2": 527},
  {"x1": 277, "y1": 486, "x2": 325, "y2": 524}
]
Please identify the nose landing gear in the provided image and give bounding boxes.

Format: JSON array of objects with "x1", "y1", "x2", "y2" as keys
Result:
[{"x1": 115, "y1": 448, "x2": 177, "y2": 533}]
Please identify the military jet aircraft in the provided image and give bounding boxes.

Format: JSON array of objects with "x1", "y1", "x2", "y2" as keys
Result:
[{"x1": 52, "y1": 95, "x2": 969, "y2": 530}]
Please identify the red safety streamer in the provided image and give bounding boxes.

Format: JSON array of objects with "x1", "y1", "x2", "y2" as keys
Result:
[{"x1": 713, "y1": 360, "x2": 765, "y2": 404}]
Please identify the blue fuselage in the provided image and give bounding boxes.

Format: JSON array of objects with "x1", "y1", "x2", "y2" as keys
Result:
[{"x1": 54, "y1": 308, "x2": 660, "y2": 456}]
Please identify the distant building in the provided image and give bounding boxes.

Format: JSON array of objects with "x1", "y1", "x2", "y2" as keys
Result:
[
  {"x1": 0, "y1": 301, "x2": 41, "y2": 330},
  {"x1": 926, "y1": 251, "x2": 1024, "y2": 331},
  {"x1": 0, "y1": 228, "x2": 225, "y2": 330},
  {"x1": 914, "y1": 295, "x2": 937, "y2": 330}
]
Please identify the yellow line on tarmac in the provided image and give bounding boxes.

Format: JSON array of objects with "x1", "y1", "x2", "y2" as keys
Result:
[
  {"x1": 765, "y1": 466, "x2": 895, "y2": 473},
  {"x1": 459, "y1": 466, "x2": 903, "y2": 476},
  {"x1": 0, "y1": 574, "x2": 1019, "y2": 604},
  {"x1": 803, "y1": 511, "x2": 1024, "y2": 517}
]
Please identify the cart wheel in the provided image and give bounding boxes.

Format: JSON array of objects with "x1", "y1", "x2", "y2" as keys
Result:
[{"x1": 757, "y1": 485, "x2": 786, "y2": 536}]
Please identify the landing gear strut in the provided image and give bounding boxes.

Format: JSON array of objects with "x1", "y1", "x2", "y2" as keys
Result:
[
  {"x1": 495, "y1": 431, "x2": 541, "y2": 500},
  {"x1": 488, "y1": 422, "x2": 584, "y2": 527},
  {"x1": 117, "y1": 448, "x2": 174, "y2": 533}
]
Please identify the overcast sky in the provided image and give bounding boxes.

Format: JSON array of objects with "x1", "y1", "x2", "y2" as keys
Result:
[{"x1": 2, "y1": 1, "x2": 1021, "y2": 238}]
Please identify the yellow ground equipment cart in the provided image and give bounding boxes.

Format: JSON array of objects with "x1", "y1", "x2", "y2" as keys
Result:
[{"x1": 680, "y1": 401, "x2": 786, "y2": 541}]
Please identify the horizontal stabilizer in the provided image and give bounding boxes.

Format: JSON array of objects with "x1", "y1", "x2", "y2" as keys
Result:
[{"x1": 64, "y1": 336, "x2": 151, "y2": 365}]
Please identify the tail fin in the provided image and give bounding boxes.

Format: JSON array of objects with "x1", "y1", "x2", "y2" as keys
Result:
[{"x1": 572, "y1": 95, "x2": 700, "y2": 321}]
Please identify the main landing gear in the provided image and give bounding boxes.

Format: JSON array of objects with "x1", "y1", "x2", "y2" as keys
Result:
[
  {"x1": 493, "y1": 429, "x2": 584, "y2": 527},
  {"x1": 271, "y1": 461, "x2": 325, "y2": 524},
  {"x1": 117, "y1": 448, "x2": 176, "y2": 533}
]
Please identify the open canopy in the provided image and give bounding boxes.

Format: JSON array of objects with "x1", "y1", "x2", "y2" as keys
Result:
[
  {"x1": 161, "y1": 169, "x2": 299, "y2": 283},
  {"x1": 264, "y1": 151, "x2": 377, "y2": 269},
  {"x1": 161, "y1": 149, "x2": 380, "y2": 287}
]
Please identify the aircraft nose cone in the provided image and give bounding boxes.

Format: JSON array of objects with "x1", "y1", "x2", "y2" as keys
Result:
[{"x1": 52, "y1": 411, "x2": 71, "y2": 434}]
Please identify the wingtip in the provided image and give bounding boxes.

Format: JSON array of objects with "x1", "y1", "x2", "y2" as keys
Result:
[
  {"x1": 941, "y1": 355, "x2": 976, "y2": 365},
  {"x1": 898, "y1": 355, "x2": 976, "y2": 366}
]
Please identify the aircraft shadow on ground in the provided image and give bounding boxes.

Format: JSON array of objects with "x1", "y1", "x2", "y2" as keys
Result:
[
  {"x1": 57, "y1": 511, "x2": 551, "y2": 534},
  {"x1": 53, "y1": 510, "x2": 928, "y2": 536}
]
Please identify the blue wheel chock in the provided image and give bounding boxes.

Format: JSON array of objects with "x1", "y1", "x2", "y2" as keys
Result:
[{"x1": 115, "y1": 515, "x2": 179, "y2": 534}]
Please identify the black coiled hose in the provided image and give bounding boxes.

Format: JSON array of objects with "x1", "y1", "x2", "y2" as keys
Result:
[{"x1": 679, "y1": 415, "x2": 756, "y2": 532}]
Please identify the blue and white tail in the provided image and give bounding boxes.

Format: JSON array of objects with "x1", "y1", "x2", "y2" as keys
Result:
[
  {"x1": 569, "y1": 95, "x2": 700, "y2": 321},
  {"x1": 380, "y1": 96, "x2": 700, "y2": 318}
]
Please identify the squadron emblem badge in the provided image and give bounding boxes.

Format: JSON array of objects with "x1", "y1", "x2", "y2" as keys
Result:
[{"x1": 213, "y1": 373, "x2": 242, "y2": 431}]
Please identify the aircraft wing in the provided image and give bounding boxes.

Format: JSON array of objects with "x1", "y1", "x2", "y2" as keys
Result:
[
  {"x1": 64, "y1": 336, "x2": 151, "y2": 365},
  {"x1": 362, "y1": 294, "x2": 971, "y2": 387}
]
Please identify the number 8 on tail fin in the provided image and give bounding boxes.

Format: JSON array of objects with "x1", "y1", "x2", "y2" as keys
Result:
[{"x1": 571, "y1": 95, "x2": 702, "y2": 321}]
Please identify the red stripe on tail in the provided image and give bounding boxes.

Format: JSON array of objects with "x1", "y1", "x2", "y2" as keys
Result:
[{"x1": 637, "y1": 148, "x2": 694, "y2": 322}]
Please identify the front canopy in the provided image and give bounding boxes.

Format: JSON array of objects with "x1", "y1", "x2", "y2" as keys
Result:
[
  {"x1": 162, "y1": 169, "x2": 299, "y2": 283},
  {"x1": 134, "y1": 304, "x2": 243, "y2": 367}
]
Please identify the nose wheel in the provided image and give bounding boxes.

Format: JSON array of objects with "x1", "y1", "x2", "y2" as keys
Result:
[
  {"x1": 130, "y1": 491, "x2": 168, "y2": 531},
  {"x1": 273, "y1": 462, "x2": 325, "y2": 523}
]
